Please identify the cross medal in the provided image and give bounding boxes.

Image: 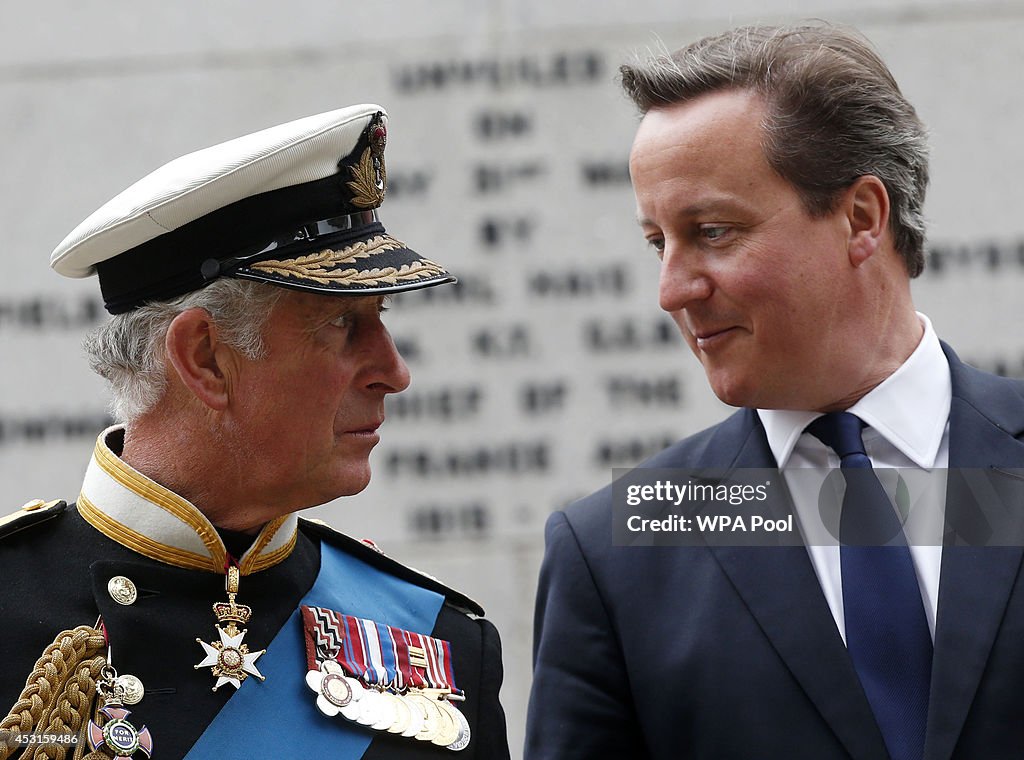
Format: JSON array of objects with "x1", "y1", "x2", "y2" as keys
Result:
[{"x1": 195, "y1": 564, "x2": 266, "y2": 690}]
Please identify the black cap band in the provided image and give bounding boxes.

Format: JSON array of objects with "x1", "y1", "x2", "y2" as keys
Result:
[{"x1": 97, "y1": 169, "x2": 363, "y2": 313}]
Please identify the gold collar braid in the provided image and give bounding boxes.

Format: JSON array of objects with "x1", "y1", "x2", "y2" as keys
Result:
[{"x1": 77, "y1": 427, "x2": 298, "y2": 575}]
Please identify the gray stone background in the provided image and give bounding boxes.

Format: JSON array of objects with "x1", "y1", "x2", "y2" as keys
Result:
[{"x1": 2, "y1": 1, "x2": 1023, "y2": 755}]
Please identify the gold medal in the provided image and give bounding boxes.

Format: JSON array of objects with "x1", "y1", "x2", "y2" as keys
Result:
[
  {"x1": 399, "y1": 693, "x2": 425, "y2": 738},
  {"x1": 385, "y1": 692, "x2": 412, "y2": 734},
  {"x1": 409, "y1": 691, "x2": 442, "y2": 742},
  {"x1": 431, "y1": 699, "x2": 460, "y2": 747}
]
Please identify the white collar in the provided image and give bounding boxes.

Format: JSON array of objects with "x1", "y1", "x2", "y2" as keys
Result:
[
  {"x1": 758, "y1": 313, "x2": 951, "y2": 469},
  {"x1": 78, "y1": 425, "x2": 298, "y2": 574}
]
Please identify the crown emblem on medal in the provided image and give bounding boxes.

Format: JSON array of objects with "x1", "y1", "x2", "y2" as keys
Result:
[{"x1": 213, "y1": 596, "x2": 253, "y2": 626}]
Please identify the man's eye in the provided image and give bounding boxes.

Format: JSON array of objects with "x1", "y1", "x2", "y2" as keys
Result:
[
  {"x1": 647, "y1": 237, "x2": 666, "y2": 254},
  {"x1": 700, "y1": 225, "x2": 731, "y2": 241}
]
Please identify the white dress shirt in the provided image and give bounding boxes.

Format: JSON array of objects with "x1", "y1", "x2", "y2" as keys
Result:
[{"x1": 757, "y1": 313, "x2": 951, "y2": 642}]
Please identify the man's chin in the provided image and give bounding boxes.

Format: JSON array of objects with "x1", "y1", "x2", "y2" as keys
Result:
[
  {"x1": 706, "y1": 372, "x2": 759, "y2": 409},
  {"x1": 295, "y1": 468, "x2": 374, "y2": 511},
  {"x1": 332, "y1": 467, "x2": 374, "y2": 499}
]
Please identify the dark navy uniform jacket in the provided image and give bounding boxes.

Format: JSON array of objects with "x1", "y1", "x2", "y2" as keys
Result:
[{"x1": 0, "y1": 433, "x2": 509, "y2": 760}]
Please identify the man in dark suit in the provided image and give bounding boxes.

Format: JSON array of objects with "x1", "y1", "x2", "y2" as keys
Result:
[
  {"x1": 0, "y1": 105, "x2": 508, "y2": 759},
  {"x1": 527, "y1": 24, "x2": 1024, "y2": 760}
]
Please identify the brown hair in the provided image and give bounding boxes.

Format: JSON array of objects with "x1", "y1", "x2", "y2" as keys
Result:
[{"x1": 621, "y1": 24, "x2": 929, "y2": 276}]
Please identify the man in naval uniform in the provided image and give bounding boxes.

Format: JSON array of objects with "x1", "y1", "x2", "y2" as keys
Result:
[{"x1": 0, "y1": 105, "x2": 508, "y2": 759}]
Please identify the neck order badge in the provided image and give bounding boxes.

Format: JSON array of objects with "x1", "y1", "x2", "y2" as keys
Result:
[{"x1": 194, "y1": 564, "x2": 267, "y2": 690}]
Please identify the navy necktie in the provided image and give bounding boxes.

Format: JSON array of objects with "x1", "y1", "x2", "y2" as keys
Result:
[{"x1": 807, "y1": 412, "x2": 931, "y2": 760}]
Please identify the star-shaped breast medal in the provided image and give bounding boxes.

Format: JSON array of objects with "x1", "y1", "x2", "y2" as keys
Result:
[{"x1": 195, "y1": 624, "x2": 266, "y2": 691}]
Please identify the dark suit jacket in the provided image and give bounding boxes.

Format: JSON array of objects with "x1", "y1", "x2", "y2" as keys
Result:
[
  {"x1": 0, "y1": 507, "x2": 509, "y2": 760},
  {"x1": 527, "y1": 346, "x2": 1024, "y2": 759}
]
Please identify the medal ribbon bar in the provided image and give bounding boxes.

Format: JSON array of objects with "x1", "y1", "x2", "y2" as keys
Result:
[
  {"x1": 303, "y1": 605, "x2": 461, "y2": 693},
  {"x1": 300, "y1": 605, "x2": 471, "y2": 751}
]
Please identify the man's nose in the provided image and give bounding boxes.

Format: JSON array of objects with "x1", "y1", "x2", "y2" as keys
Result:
[
  {"x1": 367, "y1": 325, "x2": 412, "y2": 394},
  {"x1": 658, "y1": 244, "x2": 712, "y2": 313}
]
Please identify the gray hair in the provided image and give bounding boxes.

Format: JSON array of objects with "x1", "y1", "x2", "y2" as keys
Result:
[
  {"x1": 621, "y1": 23, "x2": 930, "y2": 276},
  {"x1": 84, "y1": 278, "x2": 283, "y2": 423}
]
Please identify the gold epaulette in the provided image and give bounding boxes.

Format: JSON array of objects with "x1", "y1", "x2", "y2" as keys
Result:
[{"x1": 0, "y1": 499, "x2": 66, "y2": 539}]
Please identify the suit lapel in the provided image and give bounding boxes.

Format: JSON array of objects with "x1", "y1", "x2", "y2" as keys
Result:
[
  {"x1": 706, "y1": 411, "x2": 890, "y2": 760},
  {"x1": 925, "y1": 348, "x2": 1024, "y2": 760}
]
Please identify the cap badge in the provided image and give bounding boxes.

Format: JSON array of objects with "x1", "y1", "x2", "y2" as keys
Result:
[{"x1": 347, "y1": 111, "x2": 387, "y2": 209}]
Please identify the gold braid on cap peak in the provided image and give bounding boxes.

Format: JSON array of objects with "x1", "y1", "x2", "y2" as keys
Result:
[
  {"x1": 0, "y1": 626, "x2": 107, "y2": 760},
  {"x1": 252, "y1": 234, "x2": 405, "y2": 272},
  {"x1": 249, "y1": 236, "x2": 448, "y2": 287}
]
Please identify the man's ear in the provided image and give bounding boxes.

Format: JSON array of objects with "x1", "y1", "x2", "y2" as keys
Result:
[
  {"x1": 164, "y1": 308, "x2": 233, "y2": 411},
  {"x1": 843, "y1": 175, "x2": 890, "y2": 268}
]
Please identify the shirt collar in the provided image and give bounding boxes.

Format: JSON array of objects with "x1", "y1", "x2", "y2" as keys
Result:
[
  {"x1": 78, "y1": 425, "x2": 298, "y2": 574},
  {"x1": 758, "y1": 313, "x2": 951, "y2": 469}
]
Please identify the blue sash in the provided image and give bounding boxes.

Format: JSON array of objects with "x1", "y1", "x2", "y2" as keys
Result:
[{"x1": 185, "y1": 541, "x2": 445, "y2": 758}]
